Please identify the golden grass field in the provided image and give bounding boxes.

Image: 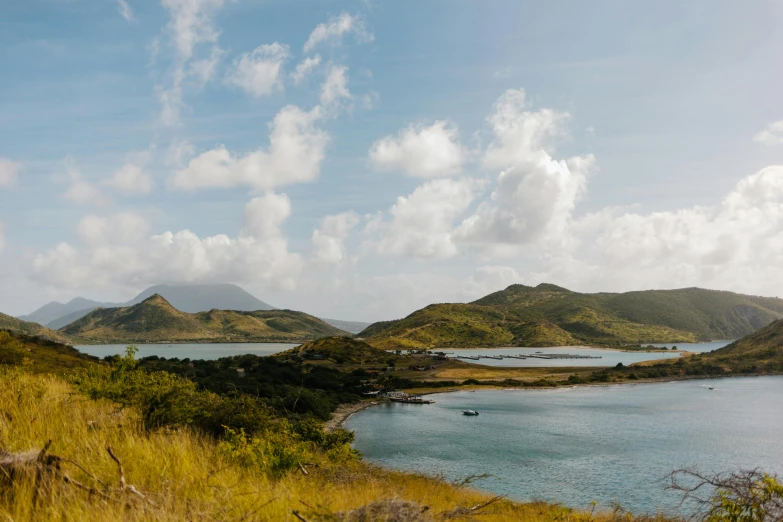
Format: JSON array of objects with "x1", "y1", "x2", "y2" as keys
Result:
[{"x1": 0, "y1": 368, "x2": 678, "y2": 521}]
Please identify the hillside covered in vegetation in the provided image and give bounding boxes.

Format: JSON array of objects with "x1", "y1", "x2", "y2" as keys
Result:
[
  {"x1": 59, "y1": 294, "x2": 348, "y2": 344},
  {"x1": 0, "y1": 329, "x2": 98, "y2": 373},
  {"x1": 1, "y1": 329, "x2": 693, "y2": 521},
  {"x1": 360, "y1": 284, "x2": 783, "y2": 349},
  {"x1": 0, "y1": 312, "x2": 73, "y2": 344}
]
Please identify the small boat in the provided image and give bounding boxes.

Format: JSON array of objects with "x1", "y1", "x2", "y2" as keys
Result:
[
  {"x1": 708, "y1": 387, "x2": 715, "y2": 390},
  {"x1": 535, "y1": 351, "x2": 543, "y2": 354},
  {"x1": 463, "y1": 409, "x2": 479, "y2": 416}
]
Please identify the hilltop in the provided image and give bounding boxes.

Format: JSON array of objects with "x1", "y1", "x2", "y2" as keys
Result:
[
  {"x1": 277, "y1": 336, "x2": 396, "y2": 366},
  {"x1": 360, "y1": 284, "x2": 783, "y2": 348},
  {"x1": 59, "y1": 294, "x2": 348, "y2": 344},
  {"x1": 0, "y1": 312, "x2": 72, "y2": 344}
]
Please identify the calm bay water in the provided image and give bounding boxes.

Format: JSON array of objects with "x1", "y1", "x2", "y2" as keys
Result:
[
  {"x1": 347, "y1": 376, "x2": 783, "y2": 515},
  {"x1": 75, "y1": 342, "x2": 300, "y2": 360},
  {"x1": 651, "y1": 341, "x2": 732, "y2": 353},
  {"x1": 437, "y1": 342, "x2": 731, "y2": 367}
]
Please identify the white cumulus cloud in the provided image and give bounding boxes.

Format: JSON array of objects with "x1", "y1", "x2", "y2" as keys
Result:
[
  {"x1": 754, "y1": 120, "x2": 783, "y2": 146},
  {"x1": 170, "y1": 105, "x2": 328, "y2": 191},
  {"x1": 225, "y1": 43, "x2": 289, "y2": 97},
  {"x1": 311, "y1": 211, "x2": 360, "y2": 264},
  {"x1": 303, "y1": 12, "x2": 373, "y2": 53},
  {"x1": 103, "y1": 163, "x2": 153, "y2": 195},
  {"x1": 456, "y1": 88, "x2": 593, "y2": 248},
  {"x1": 63, "y1": 162, "x2": 110, "y2": 206},
  {"x1": 369, "y1": 121, "x2": 465, "y2": 178},
  {"x1": 31, "y1": 193, "x2": 302, "y2": 291},
  {"x1": 291, "y1": 54, "x2": 322, "y2": 84},
  {"x1": 373, "y1": 178, "x2": 478, "y2": 259},
  {"x1": 0, "y1": 158, "x2": 21, "y2": 187},
  {"x1": 320, "y1": 64, "x2": 351, "y2": 109}
]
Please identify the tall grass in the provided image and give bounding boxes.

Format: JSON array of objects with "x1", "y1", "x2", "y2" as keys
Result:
[{"x1": 0, "y1": 368, "x2": 676, "y2": 521}]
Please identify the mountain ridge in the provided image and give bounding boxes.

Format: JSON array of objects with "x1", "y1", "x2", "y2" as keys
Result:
[
  {"x1": 19, "y1": 283, "x2": 369, "y2": 334},
  {"x1": 60, "y1": 294, "x2": 349, "y2": 344},
  {"x1": 360, "y1": 284, "x2": 783, "y2": 348}
]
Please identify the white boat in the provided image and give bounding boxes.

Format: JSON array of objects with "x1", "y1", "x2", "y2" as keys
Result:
[{"x1": 462, "y1": 409, "x2": 479, "y2": 416}]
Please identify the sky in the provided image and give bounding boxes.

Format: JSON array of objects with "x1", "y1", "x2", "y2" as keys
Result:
[{"x1": 1, "y1": 0, "x2": 783, "y2": 322}]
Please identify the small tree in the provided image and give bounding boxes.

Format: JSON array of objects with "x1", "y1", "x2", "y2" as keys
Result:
[{"x1": 669, "y1": 468, "x2": 783, "y2": 521}]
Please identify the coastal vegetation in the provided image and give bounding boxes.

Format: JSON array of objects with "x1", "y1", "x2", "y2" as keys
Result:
[
  {"x1": 59, "y1": 294, "x2": 348, "y2": 344},
  {"x1": 360, "y1": 284, "x2": 783, "y2": 349},
  {"x1": 1, "y1": 333, "x2": 685, "y2": 521}
]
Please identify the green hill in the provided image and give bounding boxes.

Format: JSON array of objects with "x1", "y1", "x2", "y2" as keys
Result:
[
  {"x1": 59, "y1": 294, "x2": 348, "y2": 344},
  {"x1": 276, "y1": 336, "x2": 394, "y2": 366},
  {"x1": 703, "y1": 318, "x2": 783, "y2": 370},
  {"x1": 0, "y1": 311, "x2": 72, "y2": 344},
  {"x1": 0, "y1": 329, "x2": 98, "y2": 373},
  {"x1": 361, "y1": 284, "x2": 783, "y2": 349},
  {"x1": 594, "y1": 318, "x2": 783, "y2": 384}
]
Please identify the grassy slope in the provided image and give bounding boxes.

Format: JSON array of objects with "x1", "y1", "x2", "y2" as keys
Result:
[
  {"x1": 0, "y1": 371, "x2": 672, "y2": 521},
  {"x1": 702, "y1": 318, "x2": 783, "y2": 369},
  {"x1": 362, "y1": 284, "x2": 783, "y2": 349},
  {"x1": 60, "y1": 294, "x2": 347, "y2": 344},
  {"x1": 0, "y1": 330, "x2": 99, "y2": 373},
  {"x1": 0, "y1": 311, "x2": 72, "y2": 344}
]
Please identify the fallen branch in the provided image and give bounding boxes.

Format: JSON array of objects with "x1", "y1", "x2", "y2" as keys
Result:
[
  {"x1": 292, "y1": 510, "x2": 310, "y2": 522},
  {"x1": 107, "y1": 446, "x2": 155, "y2": 506},
  {"x1": 440, "y1": 494, "x2": 505, "y2": 519}
]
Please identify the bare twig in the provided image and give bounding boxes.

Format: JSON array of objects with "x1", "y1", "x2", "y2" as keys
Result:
[
  {"x1": 36, "y1": 440, "x2": 53, "y2": 463},
  {"x1": 440, "y1": 494, "x2": 505, "y2": 520},
  {"x1": 298, "y1": 463, "x2": 309, "y2": 476},
  {"x1": 450, "y1": 473, "x2": 493, "y2": 488},
  {"x1": 106, "y1": 446, "x2": 155, "y2": 506},
  {"x1": 292, "y1": 510, "x2": 310, "y2": 522}
]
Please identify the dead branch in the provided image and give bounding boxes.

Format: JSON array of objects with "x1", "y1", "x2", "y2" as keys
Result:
[
  {"x1": 298, "y1": 463, "x2": 309, "y2": 476},
  {"x1": 292, "y1": 510, "x2": 310, "y2": 522},
  {"x1": 107, "y1": 446, "x2": 155, "y2": 506},
  {"x1": 439, "y1": 494, "x2": 505, "y2": 520},
  {"x1": 450, "y1": 473, "x2": 493, "y2": 488}
]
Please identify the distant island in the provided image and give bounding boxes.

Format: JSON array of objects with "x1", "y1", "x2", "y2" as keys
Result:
[
  {"x1": 360, "y1": 283, "x2": 783, "y2": 349},
  {"x1": 58, "y1": 294, "x2": 348, "y2": 344}
]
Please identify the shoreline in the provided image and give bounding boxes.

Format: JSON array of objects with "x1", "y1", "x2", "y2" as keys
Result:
[
  {"x1": 325, "y1": 399, "x2": 387, "y2": 432},
  {"x1": 332, "y1": 372, "x2": 780, "y2": 430}
]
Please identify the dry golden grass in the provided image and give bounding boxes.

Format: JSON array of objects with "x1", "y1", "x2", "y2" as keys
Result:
[
  {"x1": 0, "y1": 369, "x2": 676, "y2": 521},
  {"x1": 427, "y1": 364, "x2": 592, "y2": 381}
]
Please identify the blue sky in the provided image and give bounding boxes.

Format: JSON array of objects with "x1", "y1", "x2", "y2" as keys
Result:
[{"x1": 2, "y1": 0, "x2": 783, "y2": 321}]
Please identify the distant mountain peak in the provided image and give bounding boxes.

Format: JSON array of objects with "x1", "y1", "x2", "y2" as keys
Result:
[
  {"x1": 534, "y1": 283, "x2": 572, "y2": 293},
  {"x1": 139, "y1": 293, "x2": 174, "y2": 306},
  {"x1": 127, "y1": 283, "x2": 275, "y2": 313}
]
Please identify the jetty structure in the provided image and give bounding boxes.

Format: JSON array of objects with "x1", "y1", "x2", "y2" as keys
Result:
[{"x1": 386, "y1": 391, "x2": 435, "y2": 404}]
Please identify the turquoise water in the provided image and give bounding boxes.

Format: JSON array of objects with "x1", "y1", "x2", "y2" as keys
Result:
[
  {"x1": 346, "y1": 376, "x2": 783, "y2": 515},
  {"x1": 75, "y1": 342, "x2": 300, "y2": 360}
]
